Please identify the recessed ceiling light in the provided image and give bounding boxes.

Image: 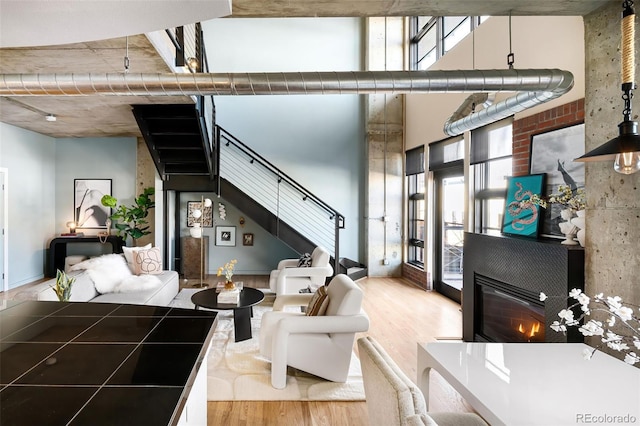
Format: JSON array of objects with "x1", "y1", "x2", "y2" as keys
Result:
[{"x1": 45, "y1": 114, "x2": 57, "y2": 122}]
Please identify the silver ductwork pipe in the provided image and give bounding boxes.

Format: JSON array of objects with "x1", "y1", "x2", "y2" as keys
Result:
[{"x1": 0, "y1": 69, "x2": 573, "y2": 135}]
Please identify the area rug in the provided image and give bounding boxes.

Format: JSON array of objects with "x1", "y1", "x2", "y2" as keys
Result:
[{"x1": 170, "y1": 288, "x2": 366, "y2": 401}]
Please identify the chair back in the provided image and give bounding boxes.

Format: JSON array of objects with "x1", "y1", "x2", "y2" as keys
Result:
[
  {"x1": 325, "y1": 274, "x2": 363, "y2": 316},
  {"x1": 357, "y1": 336, "x2": 429, "y2": 426},
  {"x1": 310, "y1": 246, "x2": 330, "y2": 267}
]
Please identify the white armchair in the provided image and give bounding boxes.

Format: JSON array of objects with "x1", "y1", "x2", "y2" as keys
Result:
[
  {"x1": 357, "y1": 337, "x2": 488, "y2": 426},
  {"x1": 268, "y1": 246, "x2": 333, "y2": 295},
  {"x1": 259, "y1": 274, "x2": 369, "y2": 389}
]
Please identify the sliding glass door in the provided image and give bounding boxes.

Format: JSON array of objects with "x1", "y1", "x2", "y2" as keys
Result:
[{"x1": 434, "y1": 166, "x2": 464, "y2": 303}]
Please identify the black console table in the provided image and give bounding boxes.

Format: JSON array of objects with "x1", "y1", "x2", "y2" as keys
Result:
[{"x1": 47, "y1": 236, "x2": 125, "y2": 277}]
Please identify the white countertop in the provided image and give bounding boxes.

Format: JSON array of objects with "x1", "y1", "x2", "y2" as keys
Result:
[{"x1": 418, "y1": 342, "x2": 640, "y2": 426}]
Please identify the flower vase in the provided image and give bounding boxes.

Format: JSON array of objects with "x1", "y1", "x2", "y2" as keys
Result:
[
  {"x1": 571, "y1": 209, "x2": 586, "y2": 247},
  {"x1": 224, "y1": 281, "x2": 235, "y2": 290},
  {"x1": 558, "y1": 209, "x2": 578, "y2": 245}
]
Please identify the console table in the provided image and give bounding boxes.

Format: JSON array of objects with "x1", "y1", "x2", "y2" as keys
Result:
[
  {"x1": 418, "y1": 342, "x2": 640, "y2": 426},
  {"x1": 47, "y1": 235, "x2": 125, "y2": 277}
]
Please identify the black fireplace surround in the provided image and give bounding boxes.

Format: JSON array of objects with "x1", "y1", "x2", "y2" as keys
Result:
[{"x1": 463, "y1": 232, "x2": 585, "y2": 343}]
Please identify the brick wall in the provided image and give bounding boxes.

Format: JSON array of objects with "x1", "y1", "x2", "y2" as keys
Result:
[
  {"x1": 402, "y1": 262, "x2": 428, "y2": 289},
  {"x1": 512, "y1": 99, "x2": 585, "y2": 176}
]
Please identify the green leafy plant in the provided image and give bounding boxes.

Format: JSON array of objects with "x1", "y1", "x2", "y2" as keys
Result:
[
  {"x1": 52, "y1": 269, "x2": 75, "y2": 302},
  {"x1": 101, "y1": 187, "x2": 155, "y2": 243}
]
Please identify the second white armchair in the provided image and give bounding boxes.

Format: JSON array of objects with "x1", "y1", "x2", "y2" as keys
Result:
[{"x1": 268, "y1": 246, "x2": 333, "y2": 295}]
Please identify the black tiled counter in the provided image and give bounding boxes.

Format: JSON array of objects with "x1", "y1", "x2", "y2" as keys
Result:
[{"x1": 0, "y1": 300, "x2": 217, "y2": 426}]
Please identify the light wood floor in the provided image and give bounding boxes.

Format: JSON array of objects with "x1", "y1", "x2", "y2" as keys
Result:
[
  {"x1": 4, "y1": 274, "x2": 473, "y2": 425},
  {"x1": 206, "y1": 275, "x2": 474, "y2": 425}
]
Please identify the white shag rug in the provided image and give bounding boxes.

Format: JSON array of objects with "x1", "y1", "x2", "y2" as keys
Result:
[{"x1": 170, "y1": 288, "x2": 366, "y2": 401}]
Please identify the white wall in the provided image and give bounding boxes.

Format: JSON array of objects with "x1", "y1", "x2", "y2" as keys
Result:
[
  {"x1": 202, "y1": 17, "x2": 365, "y2": 261},
  {"x1": 0, "y1": 123, "x2": 56, "y2": 287},
  {"x1": 406, "y1": 16, "x2": 585, "y2": 149}
]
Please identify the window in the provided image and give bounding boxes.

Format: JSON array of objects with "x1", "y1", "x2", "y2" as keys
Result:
[
  {"x1": 471, "y1": 119, "x2": 513, "y2": 235},
  {"x1": 409, "y1": 16, "x2": 486, "y2": 70},
  {"x1": 406, "y1": 147, "x2": 425, "y2": 265}
]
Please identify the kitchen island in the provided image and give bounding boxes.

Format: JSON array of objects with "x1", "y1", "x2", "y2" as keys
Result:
[{"x1": 0, "y1": 300, "x2": 217, "y2": 425}]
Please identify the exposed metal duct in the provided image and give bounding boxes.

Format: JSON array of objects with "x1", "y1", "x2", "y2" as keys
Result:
[{"x1": 0, "y1": 69, "x2": 573, "y2": 135}]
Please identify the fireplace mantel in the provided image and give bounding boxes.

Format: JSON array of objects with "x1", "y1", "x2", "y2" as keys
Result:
[{"x1": 463, "y1": 232, "x2": 584, "y2": 343}]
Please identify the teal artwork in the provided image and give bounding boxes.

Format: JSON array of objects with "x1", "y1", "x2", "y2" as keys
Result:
[{"x1": 502, "y1": 174, "x2": 545, "y2": 237}]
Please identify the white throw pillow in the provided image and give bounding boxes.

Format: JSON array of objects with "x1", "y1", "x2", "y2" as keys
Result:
[
  {"x1": 133, "y1": 247, "x2": 163, "y2": 275},
  {"x1": 122, "y1": 244, "x2": 152, "y2": 272},
  {"x1": 70, "y1": 253, "x2": 132, "y2": 294}
]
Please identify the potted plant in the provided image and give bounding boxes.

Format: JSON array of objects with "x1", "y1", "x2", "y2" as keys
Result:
[
  {"x1": 52, "y1": 269, "x2": 75, "y2": 302},
  {"x1": 101, "y1": 187, "x2": 155, "y2": 245}
]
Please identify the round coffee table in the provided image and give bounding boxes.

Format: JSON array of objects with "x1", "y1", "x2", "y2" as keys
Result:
[{"x1": 191, "y1": 287, "x2": 265, "y2": 342}]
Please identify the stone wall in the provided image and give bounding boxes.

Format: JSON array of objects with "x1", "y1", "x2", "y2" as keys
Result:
[
  {"x1": 584, "y1": 3, "x2": 640, "y2": 357},
  {"x1": 584, "y1": 3, "x2": 640, "y2": 302}
]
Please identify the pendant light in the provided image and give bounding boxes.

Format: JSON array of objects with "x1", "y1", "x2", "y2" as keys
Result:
[{"x1": 576, "y1": 0, "x2": 640, "y2": 174}]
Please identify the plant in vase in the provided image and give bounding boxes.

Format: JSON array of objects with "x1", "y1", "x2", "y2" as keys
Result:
[
  {"x1": 51, "y1": 269, "x2": 75, "y2": 302},
  {"x1": 526, "y1": 185, "x2": 586, "y2": 245},
  {"x1": 217, "y1": 259, "x2": 238, "y2": 290},
  {"x1": 100, "y1": 187, "x2": 155, "y2": 246}
]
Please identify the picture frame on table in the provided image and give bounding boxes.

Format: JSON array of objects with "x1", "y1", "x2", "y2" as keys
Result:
[
  {"x1": 242, "y1": 233, "x2": 254, "y2": 246},
  {"x1": 216, "y1": 226, "x2": 236, "y2": 246},
  {"x1": 501, "y1": 174, "x2": 546, "y2": 238},
  {"x1": 74, "y1": 179, "x2": 112, "y2": 229},
  {"x1": 529, "y1": 123, "x2": 585, "y2": 238},
  {"x1": 187, "y1": 201, "x2": 213, "y2": 227}
]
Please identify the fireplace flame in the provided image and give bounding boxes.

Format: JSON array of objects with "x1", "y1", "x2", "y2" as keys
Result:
[{"x1": 518, "y1": 322, "x2": 542, "y2": 339}]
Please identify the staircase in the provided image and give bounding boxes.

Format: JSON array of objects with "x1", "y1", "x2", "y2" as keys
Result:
[{"x1": 133, "y1": 101, "x2": 366, "y2": 279}]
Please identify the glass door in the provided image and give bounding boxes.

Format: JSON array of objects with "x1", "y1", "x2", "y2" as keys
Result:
[{"x1": 434, "y1": 166, "x2": 465, "y2": 303}]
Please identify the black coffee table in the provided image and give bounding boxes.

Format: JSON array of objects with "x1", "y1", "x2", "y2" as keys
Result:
[{"x1": 191, "y1": 287, "x2": 265, "y2": 342}]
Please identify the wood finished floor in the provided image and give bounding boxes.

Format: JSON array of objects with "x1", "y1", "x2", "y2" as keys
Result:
[
  {"x1": 3, "y1": 274, "x2": 474, "y2": 424},
  {"x1": 205, "y1": 275, "x2": 474, "y2": 425}
]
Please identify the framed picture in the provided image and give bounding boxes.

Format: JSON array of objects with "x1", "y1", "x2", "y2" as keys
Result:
[
  {"x1": 187, "y1": 201, "x2": 213, "y2": 227},
  {"x1": 243, "y1": 233, "x2": 254, "y2": 246},
  {"x1": 530, "y1": 123, "x2": 585, "y2": 238},
  {"x1": 501, "y1": 174, "x2": 546, "y2": 238},
  {"x1": 74, "y1": 179, "x2": 112, "y2": 229},
  {"x1": 216, "y1": 226, "x2": 236, "y2": 246}
]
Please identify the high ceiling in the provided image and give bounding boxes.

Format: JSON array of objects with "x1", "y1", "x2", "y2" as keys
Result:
[{"x1": 0, "y1": 0, "x2": 615, "y2": 138}]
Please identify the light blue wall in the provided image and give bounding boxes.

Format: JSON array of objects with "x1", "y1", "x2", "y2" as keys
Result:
[
  {"x1": 55, "y1": 137, "x2": 137, "y2": 235},
  {"x1": 0, "y1": 123, "x2": 56, "y2": 288},
  {"x1": 202, "y1": 17, "x2": 365, "y2": 261},
  {"x1": 178, "y1": 192, "x2": 297, "y2": 275}
]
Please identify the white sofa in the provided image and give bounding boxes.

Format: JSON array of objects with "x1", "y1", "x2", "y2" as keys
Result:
[{"x1": 19, "y1": 268, "x2": 179, "y2": 307}]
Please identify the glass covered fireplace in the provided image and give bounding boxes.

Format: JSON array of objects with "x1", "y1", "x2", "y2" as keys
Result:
[{"x1": 475, "y1": 274, "x2": 545, "y2": 343}]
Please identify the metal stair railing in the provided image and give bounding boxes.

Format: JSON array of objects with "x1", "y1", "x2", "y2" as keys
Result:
[{"x1": 217, "y1": 126, "x2": 344, "y2": 260}]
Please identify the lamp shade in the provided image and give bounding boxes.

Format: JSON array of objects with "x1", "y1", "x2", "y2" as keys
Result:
[
  {"x1": 192, "y1": 209, "x2": 202, "y2": 220},
  {"x1": 575, "y1": 121, "x2": 640, "y2": 162}
]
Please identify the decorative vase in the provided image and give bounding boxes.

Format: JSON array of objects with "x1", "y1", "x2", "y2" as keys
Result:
[
  {"x1": 189, "y1": 223, "x2": 202, "y2": 238},
  {"x1": 558, "y1": 209, "x2": 578, "y2": 245},
  {"x1": 224, "y1": 281, "x2": 235, "y2": 290},
  {"x1": 571, "y1": 209, "x2": 586, "y2": 247}
]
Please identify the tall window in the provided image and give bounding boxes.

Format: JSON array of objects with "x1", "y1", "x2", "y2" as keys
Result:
[
  {"x1": 409, "y1": 16, "x2": 488, "y2": 70},
  {"x1": 471, "y1": 119, "x2": 513, "y2": 235},
  {"x1": 406, "y1": 146, "x2": 425, "y2": 265}
]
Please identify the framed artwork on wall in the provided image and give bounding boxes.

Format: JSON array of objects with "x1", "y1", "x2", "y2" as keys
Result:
[
  {"x1": 529, "y1": 122, "x2": 585, "y2": 238},
  {"x1": 501, "y1": 174, "x2": 546, "y2": 238},
  {"x1": 242, "y1": 233, "x2": 254, "y2": 246},
  {"x1": 216, "y1": 226, "x2": 236, "y2": 246},
  {"x1": 187, "y1": 201, "x2": 213, "y2": 227},
  {"x1": 74, "y1": 179, "x2": 112, "y2": 229}
]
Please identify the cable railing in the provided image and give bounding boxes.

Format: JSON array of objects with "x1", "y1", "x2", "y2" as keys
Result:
[{"x1": 217, "y1": 126, "x2": 344, "y2": 259}]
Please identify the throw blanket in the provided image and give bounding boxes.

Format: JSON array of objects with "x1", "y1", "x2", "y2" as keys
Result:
[{"x1": 71, "y1": 253, "x2": 161, "y2": 294}]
